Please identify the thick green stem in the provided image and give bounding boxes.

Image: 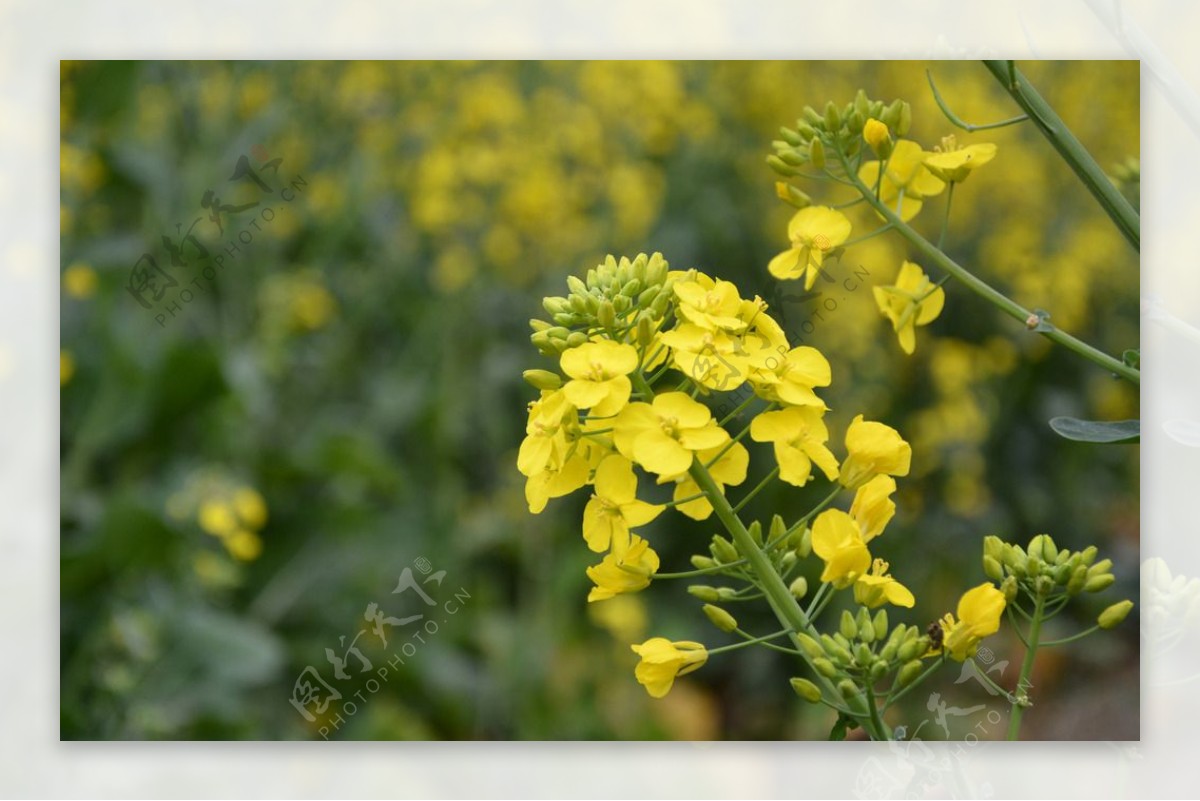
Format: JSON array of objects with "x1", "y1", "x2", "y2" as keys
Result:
[
  {"x1": 1007, "y1": 594, "x2": 1044, "y2": 740},
  {"x1": 842, "y1": 153, "x2": 1139, "y2": 384},
  {"x1": 981, "y1": 60, "x2": 1139, "y2": 252}
]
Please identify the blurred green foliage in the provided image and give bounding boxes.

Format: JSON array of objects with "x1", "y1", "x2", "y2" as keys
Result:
[{"x1": 61, "y1": 60, "x2": 1138, "y2": 740}]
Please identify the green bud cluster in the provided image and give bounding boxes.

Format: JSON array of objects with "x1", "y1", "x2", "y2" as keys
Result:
[
  {"x1": 769, "y1": 90, "x2": 911, "y2": 180},
  {"x1": 529, "y1": 252, "x2": 674, "y2": 356},
  {"x1": 794, "y1": 607, "x2": 930, "y2": 687},
  {"x1": 984, "y1": 534, "x2": 1121, "y2": 598}
]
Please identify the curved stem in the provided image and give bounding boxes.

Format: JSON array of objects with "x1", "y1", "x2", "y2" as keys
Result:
[
  {"x1": 731, "y1": 465, "x2": 780, "y2": 514},
  {"x1": 1007, "y1": 593, "x2": 1045, "y2": 740},
  {"x1": 981, "y1": 60, "x2": 1139, "y2": 252},
  {"x1": 841, "y1": 151, "x2": 1139, "y2": 384},
  {"x1": 884, "y1": 653, "x2": 947, "y2": 709},
  {"x1": 926, "y1": 68, "x2": 1029, "y2": 132},
  {"x1": 1040, "y1": 625, "x2": 1100, "y2": 647},
  {"x1": 707, "y1": 628, "x2": 792, "y2": 656}
]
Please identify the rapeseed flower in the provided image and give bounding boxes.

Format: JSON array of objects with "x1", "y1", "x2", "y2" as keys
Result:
[
  {"x1": 614, "y1": 391, "x2": 729, "y2": 476},
  {"x1": 768, "y1": 206, "x2": 853, "y2": 289},
  {"x1": 873, "y1": 261, "x2": 945, "y2": 355},
  {"x1": 582, "y1": 455, "x2": 663, "y2": 555},
  {"x1": 630, "y1": 638, "x2": 708, "y2": 698},
  {"x1": 586, "y1": 534, "x2": 659, "y2": 601},
  {"x1": 749, "y1": 406, "x2": 840, "y2": 487}
]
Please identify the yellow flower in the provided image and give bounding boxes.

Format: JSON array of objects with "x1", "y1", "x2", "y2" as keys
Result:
[
  {"x1": 517, "y1": 390, "x2": 574, "y2": 478},
  {"x1": 749, "y1": 407, "x2": 840, "y2": 487},
  {"x1": 768, "y1": 206, "x2": 853, "y2": 289},
  {"x1": 811, "y1": 509, "x2": 871, "y2": 588},
  {"x1": 748, "y1": 345, "x2": 831, "y2": 408},
  {"x1": 524, "y1": 446, "x2": 592, "y2": 514},
  {"x1": 561, "y1": 340, "x2": 638, "y2": 416},
  {"x1": 924, "y1": 138, "x2": 997, "y2": 183},
  {"x1": 232, "y1": 487, "x2": 268, "y2": 529},
  {"x1": 862, "y1": 118, "x2": 890, "y2": 151},
  {"x1": 873, "y1": 261, "x2": 945, "y2": 355},
  {"x1": 659, "y1": 324, "x2": 749, "y2": 392},
  {"x1": 934, "y1": 583, "x2": 1006, "y2": 661},
  {"x1": 630, "y1": 638, "x2": 708, "y2": 698},
  {"x1": 614, "y1": 391, "x2": 729, "y2": 476},
  {"x1": 858, "y1": 139, "x2": 945, "y2": 221},
  {"x1": 673, "y1": 273, "x2": 747, "y2": 332},
  {"x1": 586, "y1": 534, "x2": 660, "y2": 601},
  {"x1": 198, "y1": 501, "x2": 238, "y2": 537},
  {"x1": 839, "y1": 414, "x2": 911, "y2": 489},
  {"x1": 63, "y1": 262, "x2": 98, "y2": 299},
  {"x1": 658, "y1": 441, "x2": 749, "y2": 521},
  {"x1": 60, "y1": 350, "x2": 75, "y2": 385},
  {"x1": 854, "y1": 558, "x2": 915, "y2": 608},
  {"x1": 849, "y1": 475, "x2": 897, "y2": 542},
  {"x1": 582, "y1": 456, "x2": 664, "y2": 555},
  {"x1": 224, "y1": 529, "x2": 263, "y2": 561}
]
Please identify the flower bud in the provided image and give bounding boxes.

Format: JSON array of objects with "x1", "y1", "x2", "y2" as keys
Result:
[
  {"x1": 620, "y1": 279, "x2": 641, "y2": 298},
  {"x1": 748, "y1": 520, "x2": 764, "y2": 547},
  {"x1": 795, "y1": 121, "x2": 817, "y2": 140},
  {"x1": 1084, "y1": 573, "x2": 1116, "y2": 593},
  {"x1": 897, "y1": 659, "x2": 924, "y2": 687},
  {"x1": 566, "y1": 275, "x2": 587, "y2": 297},
  {"x1": 690, "y1": 555, "x2": 716, "y2": 570},
  {"x1": 821, "y1": 634, "x2": 853, "y2": 664},
  {"x1": 565, "y1": 331, "x2": 589, "y2": 348},
  {"x1": 837, "y1": 678, "x2": 859, "y2": 701},
  {"x1": 897, "y1": 637, "x2": 924, "y2": 663},
  {"x1": 853, "y1": 89, "x2": 871, "y2": 119},
  {"x1": 779, "y1": 126, "x2": 805, "y2": 146},
  {"x1": 1079, "y1": 545, "x2": 1098, "y2": 566},
  {"x1": 779, "y1": 552, "x2": 797, "y2": 572},
  {"x1": 880, "y1": 640, "x2": 899, "y2": 664},
  {"x1": 702, "y1": 604, "x2": 738, "y2": 633},
  {"x1": 769, "y1": 514, "x2": 787, "y2": 547},
  {"x1": 794, "y1": 526, "x2": 812, "y2": 558},
  {"x1": 896, "y1": 101, "x2": 912, "y2": 136},
  {"x1": 766, "y1": 154, "x2": 801, "y2": 176},
  {"x1": 1040, "y1": 534, "x2": 1058, "y2": 564},
  {"x1": 597, "y1": 299, "x2": 616, "y2": 330},
  {"x1": 840, "y1": 610, "x2": 859, "y2": 641},
  {"x1": 542, "y1": 296, "x2": 570, "y2": 316},
  {"x1": 790, "y1": 677, "x2": 822, "y2": 703},
  {"x1": 873, "y1": 610, "x2": 889, "y2": 642},
  {"x1": 823, "y1": 101, "x2": 841, "y2": 130},
  {"x1": 813, "y1": 657, "x2": 838, "y2": 678},
  {"x1": 854, "y1": 642, "x2": 874, "y2": 667},
  {"x1": 869, "y1": 659, "x2": 888, "y2": 683},
  {"x1": 612, "y1": 294, "x2": 631, "y2": 314},
  {"x1": 880, "y1": 98, "x2": 904, "y2": 131},
  {"x1": 983, "y1": 535, "x2": 1004, "y2": 562},
  {"x1": 716, "y1": 587, "x2": 740, "y2": 601},
  {"x1": 809, "y1": 138, "x2": 826, "y2": 169},
  {"x1": 801, "y1": 106, "x2": 824, "y2": 126},
  {"x1": 711, "y1": 535, "x2": 739, "y2": 564},
  {"x1": 863, "y1": 118, "x2": 891, "y2": 154},
  {"x1": 1001, "y1": 575, "x2": 1019, "y2": 604},
  {"x1": 1052, "y1": 562, "x2": 1072, "y2": 586},
  {"x1": 1087, "y1": 559, "x2": 1113, "y2": 578},
  {"x1": 522, "y1": 369, "x2": 562, "y2": 390},
  {"x1": 777, "y1": 147, "x2": 808, "y2": 167},
  {"x1": 795, "y1": 633, "x2": 824, "y2": 660},
  {"x1": 1098, "y1": 600, "x2": 1134, "y2": 629},
  {"x1": 529, "y1": 318, "x2": 552, "y2": 333},
  {"x1": 856, "y1": 607, "x2": 874, "y2": 643},
  {"x1": 789, "y1": 575, "x2": 809, "y2": 600},
  {"x1": 983, "y1": 555, "x2": 1004, "y2": 582},
  {"x1": 636, "y1": 314, "x2": 654, "y2": 348},
  {"x1": 687, "y1": 585, "x2": 721, "y2": 602},
  {"x1": 1034, "y1": 575, "x2": 1055, "y2": 596},
  {"x1": 775, "y1": 182, "x2": 813, "y2": 209}
]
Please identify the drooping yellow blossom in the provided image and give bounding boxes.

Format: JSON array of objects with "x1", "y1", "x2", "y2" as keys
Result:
[
  {"x1": 582, "y1": 455, "x2": 664, "y2": 555},
  {"x1": 768, "y1": 206, "x2": 853, "y2": 289},
  {"x1": 614, "y1": 391, "x2": 729, "y2": 476},
  {"x1": 854, "y1": 558, "x2": 915, "y2": 608},
  {"x1": 586, "y1": 534, "x2": 660, "y2": 601},
  {"x1": 873, "y1": 261, "x2": 945, "y2": 355},
  {"x1": 658, "y1": 440, "x2": 750, "y2": 521},
  {"x1": 848, "y1": 475, "x2": 897, "y2": 542},
  {"x1": 524, "y1": 446, "x2": 592, "y2": 514},
  {"x1": 63, "y1": 262, "x2": 98, "y2": 299},
  {"x1": 561, "y1": 340, "x2": 638, "y2": 416},
  {"x1": 924, "y1": 136, "x2": 997, "y2": 183},
  {"x1": 811, "y1": 509, "x2": 871, "y2": 588},
  {"x1": 673, "y1": 273, "x2": 748, "y2": 332},
  {"x1": 659, "y1": 324, "x2": 749, "y2": 392},
  {"x1": 749, "y1": 406, "x2": 840, "y2": 487},
  {"x1": 858, "y1": 139, "x2": 945, "y2": 221},
  {"x1": 933, "y1": 582, "x2": 1007, "y2": 661},
  {"x1": 839, "y1": 414, "x2": 911, "y2": 489},
  {"x1": 630, "y1": 638, "x2": 708, "y2": 698}
]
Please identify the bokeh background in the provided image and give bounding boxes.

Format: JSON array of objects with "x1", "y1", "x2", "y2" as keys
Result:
[{"x1": 59, "y1": 60, "x2": 1138, "y2": 741}]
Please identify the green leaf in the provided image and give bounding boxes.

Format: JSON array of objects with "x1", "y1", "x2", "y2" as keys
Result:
[
  {"x1": 828, "y1": 713, "x2": 856, "y2": 741},
  {"x1": 1049, "y1": 417, "x2": 1140, "y2": 444}
]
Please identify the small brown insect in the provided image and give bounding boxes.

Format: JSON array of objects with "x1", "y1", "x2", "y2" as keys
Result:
[{"x1": 926, "y1": 621, "x2": 944, "y2": 650}]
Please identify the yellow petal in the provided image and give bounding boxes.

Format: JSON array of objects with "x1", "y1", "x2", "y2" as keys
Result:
[{"x1": 633, "y1": 430, "x2": 693, "y2": 476}]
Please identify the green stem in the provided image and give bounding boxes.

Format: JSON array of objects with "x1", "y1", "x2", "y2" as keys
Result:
[
  {"x1": 731, "y1": 465, "x2": 780, "y2": 513},
  {"x1": 718, "y1": 393, "x2": 758, "y2": 427},
  {"x1": 1040, "y1": 625, "x2": 1100, "y2": 647},
  {"x1": 784, "y1": 486, "x2": 843, "y2": 538},
  {"x1": 885, "y1": 654, "x2": 947, "y2": 709},
  {"x1": 707, "y1": 628, "x2": 792, "y2": 656},
  {"x1": 1007, "y1": 593, "x2": 1044, "y2": 740},
  {"x1": 866, "y1": 683, "x2": 890, "y2": 740},
  {"x1": 938, "y1": 182, "x2": 955, "y2": 251},
  {"x1": 981, "y1": 60, "x2": 1139, "y2": 252},
  {"x1": 926, "y1": 68, "x2": 1029, "y2": 132},
  {"x1": 842, "y1": 152, "x2": 1139, "y2": 384}
]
